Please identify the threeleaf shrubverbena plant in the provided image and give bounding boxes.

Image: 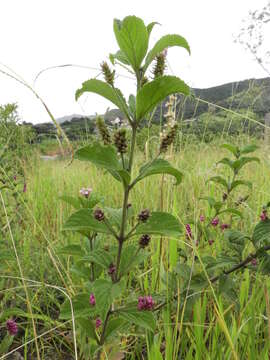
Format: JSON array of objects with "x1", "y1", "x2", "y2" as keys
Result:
[{"x1": 60, "y1": 15, "x2": 190, "y2": 358}]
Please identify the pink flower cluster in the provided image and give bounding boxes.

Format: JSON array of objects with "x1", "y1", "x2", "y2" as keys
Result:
[
  {"x1": 185, "y1": 224, "x2": 192, "y2": 239},
  {"x1": 211, "y1": 217, "x2": 219, "y2": 227},
  {"x1": 220, "y1": 223, "x2": 230, "y2": 231},
  {"x1": 6, "y1": 319, "x2": 18, "y2": 336},
  {"x1": 79, "y1": 187, "x2": 92, "y2": 198},
  {"x1": 95, "y1": 318, "x2": 102, "y2": 329},
  {"x1": 89, "y1": 293, "x2": 96, "y2": 306},
  {"x1": 260, "y1": 210, "x2": 268, "y2": 221},
  {"x1": 137, "y1": 296, "x2": 155, "y2": 311}
]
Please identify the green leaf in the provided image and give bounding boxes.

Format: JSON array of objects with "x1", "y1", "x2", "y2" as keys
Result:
[
  {"x1": 60, "y1": 293, "x2": 94, "y2": 320},
  {"x1": 104, "y1": 318, "x2": 127, "y2": 340},
  {"x1": 252, "y1": 219, "x2": 270, "y2": 247},
  {"x1": 109, "y1": 50, "x2": 130, "y2": 65},
  {"x1": 60, "y1": 195, "x2": 81, "y2": 209},
  {"x1": 133, "y1": 158, "x2": 183, "y2": 186},
  {"x1": 128, "y1": 94, "x2": 136, "y2": 116},
  {"x1": 146, "y1": 22, "x2": 160, "y2": 36},
  {"x1": 218, "y1": 274, "x2": 238, "y2": 302},
  {"x1": 200, "y1": 196, "x2": 217, "y2": 208},
  {"x1": 143, "y1": 34, "x2": 190, "y2": 71},
  {"x1": 207, "y1": 176, "x2": 228, "y2": 189},
  {"x1": 58, "y1": 245, "x2": 84, "y2": 257},
  {"x1": 75, "y1": 143, "x2": 130, "y2": 186},
  {"x1": 136, "y1": 76, "x2": 189, "y2": 120},
  {"x1": 77, "y1": 318, "x2": 98, "y2": 342},
  {"x1": 113, "y1": 16, "x2": 149, "y2": 71},
  {"x1": 221, "y1": 144, "x2": 239, "y2": 157},
  {"x1": 240, "y1": 144, "x2": 259, "y2": 155},
  {"x1": 76, "y1": 143, "x2": 120, "y2": 170},
  {"x1": 75, "y1": 79, "x2": 129, "y2": 118},
  {"x1": 224, "y1": 229, "x2": 247, "y2": 255},
  {"x1": 0, "y1": 334, "x2": 14, "y2": 355},
  {"x1": 118, "y1": 307, "x2": 156, "y2": 332},
  {"x1": 218, "y1": 157, "x2": 234, "y2": 171},
  {"x1": 230, "y1": 180, "x2": 252, "y2": 191},
  {"x1": 135, "y1": 211, "x2": 182, "y2": 237},
  {"x1": 119, "y1": 245, "x2": 150, "y2": 275},
  {"x1": 63, "y1": 209, "x2": 111, "y2": 234},
  {"x1": 93, "y1": 279, "x2": 125, "y2": 320},
  {"x1": 206, "y1": 255, "x2": 239, "y2": 271},
  {"x1": 219, "y1": 208, "x2": 243, "y2": 219},
  {"x1": 232, "y1": 157, "x2": 260, "y2": 173},
  {"x1": 82, "y1": 249, "x2": 113, "y2": 269}
]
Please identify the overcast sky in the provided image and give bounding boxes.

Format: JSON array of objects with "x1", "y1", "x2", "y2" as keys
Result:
[{"x1": 0, "y1": 0, "x2": 269, "y2": 124}]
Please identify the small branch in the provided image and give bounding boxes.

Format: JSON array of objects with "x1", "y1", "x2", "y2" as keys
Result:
[
  {"x1": 154, "y1": 245, "x2": 270, "y2": 312},
  {"x1": 103, "y1": 219, "x2": 119, "y2": 241}
]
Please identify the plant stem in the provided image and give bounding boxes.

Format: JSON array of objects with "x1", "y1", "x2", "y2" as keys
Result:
[
  {"x1": 89, "y1": 234, "x2": 95, "y2": 282},
  {"x1": 99, "y1": 308, "x2": 111, "y2": 345}
]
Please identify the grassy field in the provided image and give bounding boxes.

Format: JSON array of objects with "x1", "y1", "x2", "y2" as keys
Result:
[{"x1": 1, "y1": 137, "x2": 270, "y2": 359}]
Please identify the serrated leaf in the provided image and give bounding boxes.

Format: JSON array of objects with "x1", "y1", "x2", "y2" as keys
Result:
[
  {"x1": 60, "y1": 195, "x2": 81, "y2": 209},
  {"x1": 240, "y1": 144, "x2": 259, "y2": 155},
  {"x1": 232, "y1": 157, "x2": 260, "y2": 173},
  {"x1": 230, "y1": 180, "x2": 252, "y2": 191},
  {"x1": 104, "y1": 318, "x2": 127, "y2": 340},
  {"x1": 93, "y1": 279, "x2": 125, "y2": 320},
  {"x1": 200, "y1": 196, "x2": 217, "y2": 208},
  {"x1": 82, "y1": 249, "x2": 113, "y2": 269},
  {"x1": 77, "y1": 318, "x2": 98, "y2": 342},
  {"x1": 118, "y1": 307, "x2": 156, "y2": 332},
  {"x1": 146, "y1": 22, "x2": 160, "y2": 36},
  {"x1": 135, "y1": 211, "x2": 182, "y2": 237},
  {"x1": 76, "y1": 143, "x2": 120, "y2": 170},
  {"x1": 136, "y1": 76, "x2": 189, "y2": 120},
  {"x1": 63, "y1": 209, "x2": 111, "y2": 234},
  {"x1": 119, "y1": 245, "x2": 150, "y2": 275},
  {"x1": 208, "y1": 176, "x2": 228, "y2": 189},
  {"x1": 221, "y1": 144, "x2": 239, "y2": 157},
  {"x1": 219, "y1": 208, "x2": 243, "y2": 219},
  {"x1": 75, "y1": 143, "x2": 130, "y2": 186},
  {"x1": 75, "y1": 79, "x2": 129, "y2": 118},
  {"x1": 109, "y1": 50, "x2": 130, "y2": 65},
  {"x1": 60, "y1": 293, "x2": 94, "y2": 320},
  {"x1": 218, "y1": 157, "x2": 234, "y2": 170},
  {"x1": 113, "y1": 16, "x2": 149, "y2": 71},
  {"x1": 224, "y1": 229, "x2": 247, "y2": 255},
  {"x1": 143, "y1": 34, "x2": 190, "y2": 71},
  {"x1": 134, "y1": 158, "x2": 183, "y2": 186},
  {"x1": 252, "y1": 219, "x2": 270, "y2": 247}
]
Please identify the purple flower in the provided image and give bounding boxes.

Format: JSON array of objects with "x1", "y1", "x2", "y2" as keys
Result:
[
  {"x1": 199, "y1": 215, "x2": 205, "y2": 222},
  {"x1": 138, "y1": 209, "x2": 150, "y2": 222},
  {"x1": 79, "y1": 187, "x2": 93, "y2": 199},
  {"x1": 208, "y1": 239, "x2": 214, "y2": 246},
  {"x1": 108, "y1": 263, "x2": 116, "y2": 275},
  {"x1": 211, "y1": 217, "x2": 219, "y2": 227},
  {"x1": 220, "y1": 223, "x2": 230, "y2": 231},
  {"x1": 23, "y1": 183, "x2": 27, "y2": 193},
  {"x1": 6, "y1": 319, "x2": 18, "y2": 336},
  {"x1": 94, "y1": 208, "x2": 105, "y2": 221},
  {"x1": 251, "y1": 258, "x2": 257, "y2": 266},
  {"x1": 89, "y1": 293, "x2": 96, "y2": 306},
  {"x1": 137, "y1": 296, "x2": 155, "y2": 311},
  {"x1": 13, "y1": 175, "x2": 17, "y2": 181},
  {"x1": 95, "y1": 318, "x2": 102, "y2": 329},
  {"x1": 260, "y1": 210, "x2": 268, "y2": 222},
  {"x1": 185, "y1": 224, "x2": 192, "y2": 239}
]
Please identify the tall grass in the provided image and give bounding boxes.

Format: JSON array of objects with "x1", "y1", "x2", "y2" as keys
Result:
[{"x1": 1, "y1": 134, "x2": 270, "y2": 359}]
